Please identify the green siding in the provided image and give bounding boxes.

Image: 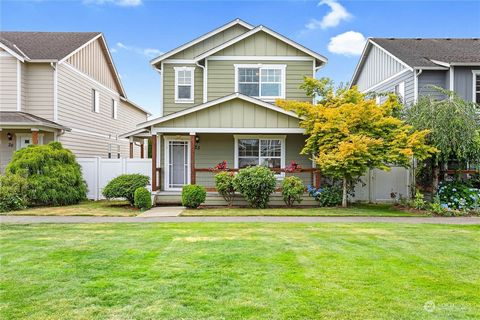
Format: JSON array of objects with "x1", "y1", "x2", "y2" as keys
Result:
[
  {"x1": 207, "y1": 60, "x2": 313, "y2": 101},
  {"x1": 214, "y1": 31, "x2": 310, "y2": 57},
  {"x1": 162, "y1": 64, "x2": 204, "y2": 115},
  {"x1": 169, "y1": 25, "x2": 250, "y2": 60},
  {"x1": 155, "y1": 99, "x2": 300, "y2": 129}
]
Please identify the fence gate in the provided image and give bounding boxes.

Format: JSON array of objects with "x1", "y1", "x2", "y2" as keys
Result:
[{"x1": 77, "y1": 157, "x2": 152, "y2": 200}]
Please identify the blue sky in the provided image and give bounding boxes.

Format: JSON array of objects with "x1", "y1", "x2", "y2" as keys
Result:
[{"x1": 2, "y1": 0, "x2": 479, "y2": 116}]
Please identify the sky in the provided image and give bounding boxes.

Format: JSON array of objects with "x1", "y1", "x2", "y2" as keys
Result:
[{"x1": 1, "y1": 0, "x2": 479, "y2": 116}]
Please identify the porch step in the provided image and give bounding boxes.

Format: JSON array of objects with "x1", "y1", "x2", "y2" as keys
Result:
[{"x1": 155, "y1": 192, "x2": 318, "y2": 207}]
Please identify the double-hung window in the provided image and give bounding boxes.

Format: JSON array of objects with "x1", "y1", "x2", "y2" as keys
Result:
[
  {"x1": 235, "y1": 135, "x2": 285, "y2": 176},
  {"x1": 473, "y1": 70, "x2": 480, "y2": 103},
  {"x1": 394, "y1": 81, "x2": 405, "y2": 102},
  {"x1": 174, "y1": 67, "x2": 195, "y2": 103},
  {"x1": 235, "y1": 64, "x2": 286, "y2": 100}
]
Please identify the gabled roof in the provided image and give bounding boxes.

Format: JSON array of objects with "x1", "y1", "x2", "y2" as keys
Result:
[
  {"x1": 0, "y1": 31, "x2": 101, "y2": 61},
  {"x1": 194, "y1": 25, "x2": 328, "y2": 66},
  {"x1": 0, "y1": 111, "x2": 71, "y2": 131},
  {"x1": 371, "y1": 38, "x2": 480, "y2": 67},
  {"x1": 150, "y1": 18, "x2": 254, "y2": 65},
  {"x1": 136, "y1": 93, "x2": 301, "y2": 129}
]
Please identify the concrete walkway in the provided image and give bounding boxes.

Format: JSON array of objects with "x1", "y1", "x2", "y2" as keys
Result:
[
  {"x1": 1, "y1": 215, "x2": 479, "y2": 224},
  {"x1": 137, "y1": 206, "x2": 184, "y2": 217}
]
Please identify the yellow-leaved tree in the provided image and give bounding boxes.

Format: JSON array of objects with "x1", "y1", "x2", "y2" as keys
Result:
[{"x1": 276, "y1": 77, "x2": 437, "y2": 207}]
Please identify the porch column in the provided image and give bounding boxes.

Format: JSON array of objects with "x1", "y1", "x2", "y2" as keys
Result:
[
  {"x1": 151, "y1": 134, "x2": 157, "y2": 191},
  {"x1": 129, "y1": 142, "x2": 133, "y2": 158},
  {"x1": 140, "y1": 142, "x2": 145, "y2": 159},
  {"x1": 190, "y1": 132, "x2": 196, "y2": 185},
  {"x1": 31, "y1": 129, "x2": 39, "y2": 145}
]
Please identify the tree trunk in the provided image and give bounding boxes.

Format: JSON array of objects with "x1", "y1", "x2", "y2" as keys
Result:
[
  {"x1": 432, "y1": 163, "x2": 440, "y2": 197},
  {"x1": 342, "y1": 177, "x2": 348, "y2": 208}
]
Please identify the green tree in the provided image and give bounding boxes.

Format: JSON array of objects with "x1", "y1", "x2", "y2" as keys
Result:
[
  {"x1": 277, "y1": 77, "x2": 436, "y2": 207},
  {"x1": 404, "y1": 87, "x2": 480, "y2": 192}
]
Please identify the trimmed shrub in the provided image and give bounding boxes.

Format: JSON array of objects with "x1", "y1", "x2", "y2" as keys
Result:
[
  {"x1": 0, "y1": 173, "x2": 28, "y2": 212},
  {"x1": 6, "y1": 142, "x2": 87, "y2": 206},
  {"x1": 234, "y1": 166, "x2": 276, "y2": 208},
  {"x1": 134, "y1": 187, "x2": 152, "y2": 211},
  {"x1": 214, "y1": 171, "x2": 236, "y2": 206},
  {"x1": 282, "y1": 176, "x2": 304, "y2": 207},
  {"x1": 181, "y1": 185, "x2": 206, "y2": 208},
  {"x1": 103, "y1": 174, "x2": 149, "y2": 205},
  {"x1": 308, "y1": 185, "x2": 342, "y2": 207}
]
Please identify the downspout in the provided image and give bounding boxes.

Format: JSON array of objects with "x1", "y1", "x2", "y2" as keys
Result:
[
  {"x1": 153, "y1": 64, "x2": 163, "y2": 117},
  {"x1": 196, "y1": 60, "x2": 207, "y2": 103},
  {"x1": 412, "y1": 68, "x2": 422, "y2": 197}
]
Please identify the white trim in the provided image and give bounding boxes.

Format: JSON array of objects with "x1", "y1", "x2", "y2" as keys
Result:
[
  {"x1": 234, "y1": 64, "x2": 286, "y2": 101},
  {"x1": 164, "y1": 135, "x2": 191, "y2": 191},
  {"x1": 369, "y1": 40, "x2": 413, "y2": 71},
  {"x1": 112, "y1": 99, "x2": 118, "y2": 119},
  {"x1": 449, "y1": 66, "x2": 455, "y2": 91},
  {"x1": 150, "y1": 19, "x2": 255, "y2": 65},
  {"x1": 93, "y1": 89, "x2": 100, "y2": 113},
  {"x1": 395, "y1": 81, "x2": 405, "y2": 101},
  {"x1": 472, "y1": 70, "x2": 480, "y2": 103},
  {"x1": 361, "y1": 69, "x2": 410, "y2": 93},
  {"x1": 194, "y1": 25, "x2": 328, "y2": 64},
  {"x1": 153, "y1": 127, "x2": 304, "y2": 134},
  {"x1": 62, "y1": 62, "x2": 120, "y2": 97},
  {"x1": 174, "y1": 66, "x2": 195, "y2": 103},
  {"x1": 163, "y1": 59, "x2": 196, "y2": 64},
  {"x1": 0, "y1": 42, "x2": 25, "y2": 61},
  {"x1": 139, "y1": 93, "x2": 301, "y2": 128},
  {"x1": 16, "y1": 60, "x2": 21, "y2": 111},
  {"x1": 349, "y1": 40, "x2": 371, "y2": 86},
  {"x1": 52, "y1": 63, "x2": 58, "y2": 121},
  {"x1": 206, "y1": 56, "x2": 315, "y2": 61},
  {"x1": 233, "y1": 135, "x2": 286, "y2": 178},
  {"x1": 203, "y1": 59, "x2": 208, "y2": 103},
  {"x1": 413, "y1": 69, "x2": 423, "y2": 103},
  {"x1": 160, "y1": 62, "x2": 164, "y2": 116},
  {"x1": 451, "y1": 62, "x2": 480, "y2": 66}
]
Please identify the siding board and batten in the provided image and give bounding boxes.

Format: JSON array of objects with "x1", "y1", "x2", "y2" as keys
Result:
[
  {"x1": 0, "y1": 52, "x2": 18, "y2": 111},
  {"x1": 24, "y1": 63, "x2": 54, "y2": 120},
  {"x1": 355, "y1": 45, "x2": 406, "y2": 92}
]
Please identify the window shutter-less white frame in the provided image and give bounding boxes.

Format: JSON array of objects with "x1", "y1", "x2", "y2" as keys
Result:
[
  {"x1": 234, "y1": 64, "x2": 286, "y2": 101},
  {"x1": 93, "y1": 89, "x2": 100, "y2": 113},
  {"x1": 174, "y1": 66, "x2": 195, "y2": 104},
  {"x1": 112, "y1": 99, "x2": 118, "y2": 119}
]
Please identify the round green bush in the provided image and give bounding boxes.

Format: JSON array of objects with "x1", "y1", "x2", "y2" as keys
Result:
[
  {"x1": 214, "y1": 171, "x2": 236, "y2": 206},
  {"x1": 103, "y1": 174, "x2": 150, "y2": 205},
  {"x1": 6, "y1": 142, "x2": 87, "y2": 206},
  {"x1": 282, "y1": 176, "x2": 304, "y2": 207},
  {"x1": 308, "y1": 185, "x2": 342, "y2": 207},
  {"x1": 181, "y1": 185, "x2": 206, "y2": 208},
  {"x1": 134, "y1": 187, "x2": 152, "y2": 211},
  {"x1": 0, "y1": 173, "x2": 28, "y2": 212},
  {"x1": 234, "y1": 166, "x2": 276, "y2": 208}
]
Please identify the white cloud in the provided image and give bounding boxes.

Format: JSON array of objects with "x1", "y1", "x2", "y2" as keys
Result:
[
  {"x1": 83, "y1": 0, "x2": 142, "y2": 7},
  {"x1": 110, "y1": 48, "x2": 118, "y2": 53},
  {"x1": 327, "y1": 31, "x2": 366, "y2": 56},
  {"x1": 115, "y1": 42, "x2": 163, "y2": 59},
  {"x1": 306, "y1": 0, "x2": 352, "y2": 30}
]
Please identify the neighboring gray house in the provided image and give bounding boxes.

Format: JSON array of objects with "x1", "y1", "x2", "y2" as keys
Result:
[
  {"x1": 350, "y1": 38, "x2": 480, "y2": 104},
  {"x1": 0, "y1": 32, "x2": 150, "y2": 172}
]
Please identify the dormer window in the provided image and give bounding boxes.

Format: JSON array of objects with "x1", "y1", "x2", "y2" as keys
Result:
[
  {"x1": 174, "y1": 67, "x2": 195, "y2": 103},
  {"x1": 235, "y1": 64, "x2": 286, "y2": 101}
]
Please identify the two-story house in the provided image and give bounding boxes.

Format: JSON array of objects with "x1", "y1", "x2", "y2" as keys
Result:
[
  {"x1": 350, "y1": 38, "x2": 480, "y2": 104},
  {"x1": 122, "y1": 19, "x2": 327, "y2": 203},
  {"x1": 0, "y1": 32, "x2": 150, "y2": 172}
]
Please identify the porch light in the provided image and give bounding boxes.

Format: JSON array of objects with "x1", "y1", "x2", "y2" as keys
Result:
[
  {"x1": 195, "y1": 135, "x2": 200, "y2": 144},
  {"x1": 7, "y1": 132, "x2": 13, "y2": 141}
]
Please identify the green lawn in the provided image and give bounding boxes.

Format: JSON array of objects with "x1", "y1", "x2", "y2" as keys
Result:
[
  {"x1": 1, "y1": 223, "x2": 478, "y2": 319},
  {"x1": 183, "y1": 204, "x2": 426, "y2": 217},
  {"x1": 1, "y1": 200, "x2": 138, "y2": 216}
]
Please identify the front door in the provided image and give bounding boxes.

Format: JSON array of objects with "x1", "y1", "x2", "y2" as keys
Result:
[{"x1": 165, "y1": 139, "x2": 190, "y2": 190}]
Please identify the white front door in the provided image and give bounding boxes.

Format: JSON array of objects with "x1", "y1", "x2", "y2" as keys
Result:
[
  {"x1": 15, "y1": 133, "x2": 43, "y2": 150},
  {"x1": 165, "y1": 138, "x2": 190, "y2": 190}
]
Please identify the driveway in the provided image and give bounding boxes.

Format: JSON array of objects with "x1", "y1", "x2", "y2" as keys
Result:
[{"x1": 1, "y1": 215, "x2": 479, "y2": 224}]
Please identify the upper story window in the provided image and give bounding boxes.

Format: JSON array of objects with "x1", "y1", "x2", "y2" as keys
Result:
[
  {"x1": 235, "y1": 64, "x2": 286, "y2": 101},
  {"x1": 112, "y1": 99, "x2": 118, "y2": 119},
  {"x1": 394, "y1": 82, "x2": 405, "y2": 102},
  {"x1": 92, "y1": 89, "x2": 100, "y2": 113},
  {"x1": 473, "y1": 70, "x2": 480, "y2": 103},
  {"x1": 174, "y1": 67, "x2": 195, "y2": 103}
]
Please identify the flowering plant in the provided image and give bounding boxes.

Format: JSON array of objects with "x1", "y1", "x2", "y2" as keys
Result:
[
  {"x1": 212, "y1": 160, "x2": 228, "y2": 171},
  {"x1": 307, "y1": 185, "x2": 342, "y2": 207},
  {"x1": 285, "y1": 161, "x2": 301, "y2": 173},
  {"x1": 437, "y1": 180, "x2": 480, "y2": 211}
]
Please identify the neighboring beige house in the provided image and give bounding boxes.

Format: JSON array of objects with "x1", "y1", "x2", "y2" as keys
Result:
[
  {"x1": 0, "y1": 32, "x2": 150, "y2": 172},
  {"x1": 122, "y1": 19, "x2": 326, "y2": 204}
]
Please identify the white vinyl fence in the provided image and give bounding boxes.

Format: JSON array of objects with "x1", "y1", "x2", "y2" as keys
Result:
[{"x1": 77, "y1": 157, "x2": 152, "y2": 200}]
